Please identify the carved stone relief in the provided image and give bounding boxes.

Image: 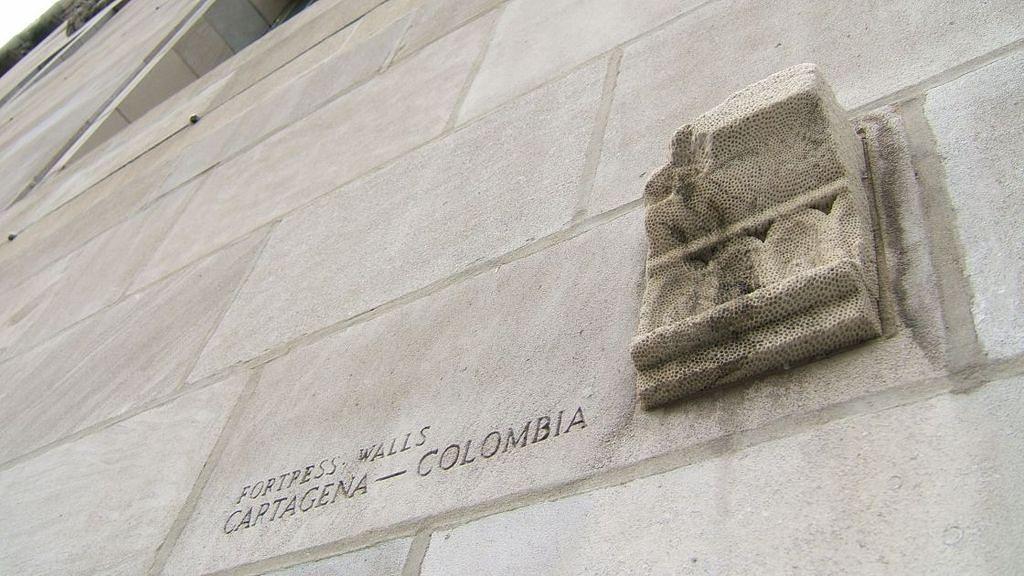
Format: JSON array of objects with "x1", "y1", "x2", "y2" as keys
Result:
[{"x1": 632, "y1": 64, "x2": 881, "y2": 408}]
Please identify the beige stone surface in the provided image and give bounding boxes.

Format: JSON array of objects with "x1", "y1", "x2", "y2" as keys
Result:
[
  {"x1": 0, "y1": 0, "x2": 198, "y2": 208},
  {"x1": 345, "y1": 0, "x2": 420, "y2": 47},
  {"x1": 189, "y1": 25, "x2": 354, "y2": 144},
  {"x1": 422, "y1": 376, "x2": 1024, "y2": 575},
  {"x1": 0, "y1": 230, "x2": 265, "y2": 465},
  {"x1": 0, "y1": 185, "x2": 193, "y2": 362},
  {"x1": 590, "y1": 0, "x2": 1024, "y2": 215},
  {"x1": 0, "y1": 373, "x2": 246, "y2": 576},
  {"x1": 190, "y1": 55, "x2": 607, "y2": 379},
  {"x1": 633, "y1": 64, "x2": 880, "y2": 407},
  {"x1": 0, "y1": 147, "x2": 181, "y2": 297},
  {"x1": 925, "y1": 51, "x2": 1024, "y2": 360},
  {"x1": 206, "y1": 0, "x2": 383, "y2": 109},
  {"x1": 224, "y1": 16, "x2": 356, "y2": 113},
  {"x1": 0, "y1": 2, "x2": 1019, "y2": 573},
  {"x1": 0, "y1": 252, "x2": 73, "y2": 362},
  {"x1": 136, "y1": 14, "x2": 494, "y2": 290},
  {"x1": 162, "y1": 212, "x2": 939, "y2": 575},
  {"x1": 32, "y1": 72, "x2": 228, "y2": 224},
  {"x1": 458, "y1": 0, "x2": 697, "y2": 123},
  {"x1": 155, "y1": 122, "x2": 239, "y2": 202},
  {"x1": 396, "y1": 0, "x2": 501, "y2": 59},
  {"x1": 218, "y1": 14, "x2": 411, "y2": 162},
  {"x1": 0, "y1": 92, "x2": 91, "y2": 208},
  {"x1": 264, "y1": 539, "x2": 412, "y2": 575}
]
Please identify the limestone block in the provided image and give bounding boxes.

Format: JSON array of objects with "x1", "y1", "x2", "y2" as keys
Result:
[
  {"x1": 155, "y1": 121, "x2": 240, "y2": 205},
  {"x1": 421, "y1": 376, "x2": 1024, "y2": 575},
  {"x1": 207, "y1": 0, "x2": 381, "y2": 109},
  {"x1": 136, "y1": 15, "x2": 492, "y2": 287},
  {"x1": 0, "y1": 186, "x2": 194, "y2": 361},
  {"x1": 160, "y1": 212, "x2": 939, "y2": 575},
  {"x1": 0, "y1": 252, "x2": 72, "y2": 362},
  {"x1": 589, "y1": 0, "x2": 1024, "y2": 215},
  {"x1": 0, "y1": 229, "x2": 265, "y2": 465},
  {"x1": 0, "y1": 148, "x2": 179, "y2": 298},
  {"x1": 218, "y1": 14, "x2": 410, "y2": 162},
  {"x1": 0, "y1": 374, "x2": 246, "y2": 576},
  {"x1": 396, "y1": 0, "x2": 501, "y2": 59},
  {"x1": 188, "y1": 56, "x2": 605, "y2": 379},
  {"x1": 924, "y1": 51, "x2": 1024, "y2": 360},
  {"x1": 264, "y1": 539, "x2": 412, "y2": 575},
  {"x1": 632, "y1": 64, "x2": 881, "y2": 408},
  {"x1": 344, "y1": 0, "x2": 420, "y2": 47},
  {"x1": 457, "y1": 0, "x2": 696, "y2": 123}
]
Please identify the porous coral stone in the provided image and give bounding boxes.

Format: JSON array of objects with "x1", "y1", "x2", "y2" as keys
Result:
[{"x1": 632, "y1": 63, "x2": 881, "y2": 409}]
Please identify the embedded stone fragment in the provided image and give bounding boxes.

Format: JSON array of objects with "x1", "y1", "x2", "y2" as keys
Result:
[{"x1": 632, "y1": 64, "x2": 881, "y2": 408}]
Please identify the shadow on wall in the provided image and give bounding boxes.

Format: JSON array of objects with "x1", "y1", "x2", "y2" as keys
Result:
[{"x1": 73, "y1": 0, "x2": 309, "y2": 158}]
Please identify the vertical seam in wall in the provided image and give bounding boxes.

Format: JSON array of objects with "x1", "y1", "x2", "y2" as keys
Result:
[
  {"x1": 572, "y1": 47, "x2": 623, "y2": 222},
  {"x1": 174, "y1": 220, "x2": 280, "y2": 393},
  {"x1": 338, "y1": 13, "x2": 365, "y2": 53},
  {"x1": 244, "y1": 0, "x2": 272, "y2": 27},
  {"x1": 386, "y1": 4, "x2": 419, "y2": 65},
  {"x1": 379, "y1": 13, "x2": 416, "y2": 73},
  {"x1": 117, "y1": 174, "x2": 207, "y2": 302},
  {"x1": 175, "y1": 44, "x2": 204, "y2": 81},
  {"x1": 443, "y1": 4, "x2": 505, "y2": 132},
  {"x1": 452, "y1": 0, "x2": 720, "y2": 127},
  {"x1": 389, "y1": 0, "x2": 511, "y2": 68},
  {"x1": 400, "y1": 531, "x2": 432, "y2": 576},
  {"x1": 147, "y1": 366, "x2": 266, "y2": 576}
]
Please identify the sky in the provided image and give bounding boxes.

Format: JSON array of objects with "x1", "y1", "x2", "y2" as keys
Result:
[{"x1": 0, "y1": 0, "x2": 62, "y2": 47}]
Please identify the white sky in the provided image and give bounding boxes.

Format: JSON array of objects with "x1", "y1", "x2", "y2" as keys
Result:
[{"x1": 0, "y1": 0, "x2": 62, "y2": 47}]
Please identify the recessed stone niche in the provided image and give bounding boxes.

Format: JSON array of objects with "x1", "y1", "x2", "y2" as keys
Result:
[{"x1": 632, "y1": 64, "x2": 881, "y2": 409}]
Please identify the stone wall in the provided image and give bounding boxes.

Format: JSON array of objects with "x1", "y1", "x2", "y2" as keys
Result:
[{"x1": 0, "y1": 0, "x2": 1022, "y2": 574}]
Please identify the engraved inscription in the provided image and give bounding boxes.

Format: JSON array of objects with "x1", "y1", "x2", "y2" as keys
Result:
[
  {"x1": 220, "y1": 406, "x2": 589, "y2": 535},
  {"x1": 416, "y1": 407, "x2": 587, "y2": 477},
  {"x1": 357, "y1": 426, "x2": 430, "y2": 462}
]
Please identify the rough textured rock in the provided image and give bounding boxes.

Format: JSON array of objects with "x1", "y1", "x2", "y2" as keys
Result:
[{"x1": 632, "y1": 64, "x2": 881, "y2": 408}]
